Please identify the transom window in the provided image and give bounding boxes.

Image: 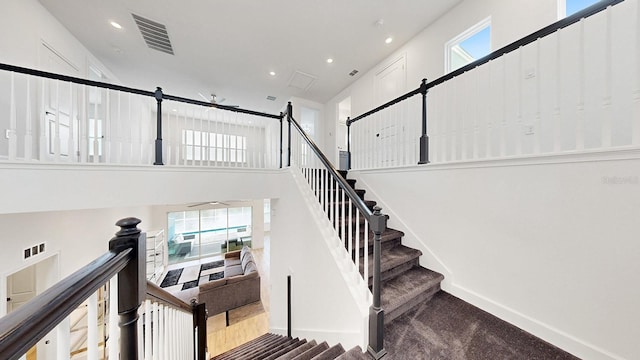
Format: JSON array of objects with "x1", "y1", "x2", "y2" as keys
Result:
[
  {"x1": 560, "y1": 0, "x2": 602, "y2": 18},
  {"x1": 445, "y1": 17, "x2": 491, "y2": 73}
]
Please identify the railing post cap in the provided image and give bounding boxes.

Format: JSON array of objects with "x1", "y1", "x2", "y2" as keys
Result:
[
  {"x1": 373, "y1": 206, "x2": 382, "y2": 215},
  {"x1": 114, "y1": 217, "x2": 142, "y2": 237},
  {"x1": 154, "y1": 87, "x2": 163, "y2": 101}
]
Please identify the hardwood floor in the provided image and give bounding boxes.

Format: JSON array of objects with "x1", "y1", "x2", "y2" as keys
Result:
[{"x1": 206, "y1": 236, "x2": 271, "y2": 357}]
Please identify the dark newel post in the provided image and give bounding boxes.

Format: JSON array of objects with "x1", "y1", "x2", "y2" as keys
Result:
[
  {"x1": 279, "y1": 113, "x2": 284, "y2": 169},
  {"x1": 346, "y1": 117, "x2": 352, "y2": 170},
  {"x1": 108, "y1": 217, "x2": 146, "y2": 360},
  {"x1": 193, "y1": 302, "x2": 208, "y2": 360},
  {"x1": 154, "y1": 87, "x2": 164, "y2": 165},
  {"x1": 368, "y1": 207, "x2": 387, "y2": 359},
  {"x1": 287, "y1": 275, "x2": 292, "y2": 338},
  {"x1": 418, "y1": 79, "x2": 430, "y2": 165},
  {"x1": 287, "y1": 102, "x2": 292, "y2": 167}
]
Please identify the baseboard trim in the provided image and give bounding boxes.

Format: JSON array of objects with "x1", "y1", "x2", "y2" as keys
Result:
[{"x1": 447, "y1": 284, "x2": 627, "y2": 360}]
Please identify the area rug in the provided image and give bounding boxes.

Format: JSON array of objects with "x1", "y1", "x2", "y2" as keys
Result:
[
  {"x1": 159, "y1": 260, "x2": 225, "y2": 292},
  {"x1": 160, "y1": 268, "x2": 183, "y2": 288}
]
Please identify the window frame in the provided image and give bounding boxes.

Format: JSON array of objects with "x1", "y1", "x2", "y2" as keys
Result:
[{"x1": 444, "y1": 16, "x2": 492, "y2": 74}]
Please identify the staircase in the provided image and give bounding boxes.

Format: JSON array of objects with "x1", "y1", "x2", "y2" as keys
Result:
[
  {"x1": 337, "y1": 170, "x2": 444, "y2": 325},
  {"x1": 211, "y1": 333, "x2": 370, "y2": 360}
]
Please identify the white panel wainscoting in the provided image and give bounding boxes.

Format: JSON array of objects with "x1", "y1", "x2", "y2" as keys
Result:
[{"x1": 350, "y1": 150, "x2": 640, "y2": 360}]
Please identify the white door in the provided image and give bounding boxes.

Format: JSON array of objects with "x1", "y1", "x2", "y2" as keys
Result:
[
  {"x1": 7, "y1": 265, "x2": 36, "y2": 312},
  {"x1": 374, "y1": 55, "x2": 406, "y2": 167}
]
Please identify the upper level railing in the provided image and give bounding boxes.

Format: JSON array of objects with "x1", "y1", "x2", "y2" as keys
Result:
[
  {"x1": 0, "y1": 217, "x2": 207, "y2": 360},
  {"x1": 0, "y1": 62, "x2": 284, "y2": 168},
  {"x1": 346, "y1": 0, "x2": 637, "y2": 169},
  {"x1": 284, "y1": 102, "x2": 387, "y2": 358}
]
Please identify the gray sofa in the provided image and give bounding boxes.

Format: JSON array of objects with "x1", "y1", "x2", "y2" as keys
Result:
[{"x1": 196, "y1": 246, "x2": 261, "y2": 317}]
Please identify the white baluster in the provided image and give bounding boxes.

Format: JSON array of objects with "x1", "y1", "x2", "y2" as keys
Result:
[
  {"x1": 104, "y1": 90, "x2": 111, "y2": 163},
  {"x1": 87, "y1": 292, "x2": 99, "y2": 360},
  {"x1": 108, "y1": 277, "x2": 119, "y2": 360},
  {"x1": 9, "y1": 72, "x2": 17, "y2": 160},
  {"x1": 39, "y1": 79, "x2": 47, "y2": 160},
  {"x1": 355, "y1": 211, "x2": 361, "y2": 282},
  {"x1": 145, "y1": 300, "x2": 152, "y2": 359},
  {"x1": 554, "y1": 30, "x2": 563, "y2": 153},
  {"x1": 68, "y1": 82, "x2": 76, "y2": 162},
  {"x1": 56, "y1": 317, "x2": 71, "y2": 360},
  {"x1": 341, "y1": 189, "x2": 346, "y2": 247},
  {"x1": 364, "y1": 220, "x2": 369, "y2": 299},
  {"x1": 137, "y1": 306, "x2": 144, "y2": 359},
  {"x1": 635, "y1": 0, "x2": 640, "y2": 145},
  {"x1": 348, "y1": 198, "x2": 353, "y2": 262},
  {"x1": 24, "y1": 77, "x2": 33, "y2": 161},
  {"x1": 576, "y1": 19, "x2": 586, "y2": 151},
  {"x1": 55, "y1": 81, "x2": 62, "y2": 162},
  {"x1": 601, "y1": 7, "x2": 613, "y2": 148}
]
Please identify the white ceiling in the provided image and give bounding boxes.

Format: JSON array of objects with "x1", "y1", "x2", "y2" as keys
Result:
[{"x1": 38, "y1": 0, "x2": 461, "y2": 114}]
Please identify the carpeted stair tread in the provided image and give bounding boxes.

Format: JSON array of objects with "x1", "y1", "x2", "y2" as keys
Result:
[
  {"x1": 310, "y1": 343, "x2": 345, "y2": 359},
  {"x1": 291, "y1": 341, "x2": 330, "y2": 360},
  {"x1": 220, "y1": 335, "x2": 288, "y2": 360},
  {"x1": 381, "y1": 266, "x2": 444, "y2": 324},
  {"x1": 212, "y1": 333, "x2": 279, "y2": 359},
  {"x1": 253, "y1": 338, "x2": 302, "y2": 360},
  {"x1": 334, "y1": 346, "x2": 369, "y2": 360},
  {"x1": 360, "y1": 245, "x2": 422, "y2": 280},
  {"x1": 275, "y1": 340, "x2": 317, "y2": 360},
  {"x1": 263, "y1": 339, "x2": 308, "y2": 360}
]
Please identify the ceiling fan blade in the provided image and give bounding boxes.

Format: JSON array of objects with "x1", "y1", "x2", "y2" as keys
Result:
[{"x1": 188, "y1": 201, "x2": 211, "y2": 208}]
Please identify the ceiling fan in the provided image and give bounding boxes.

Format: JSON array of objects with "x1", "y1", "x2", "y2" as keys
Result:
[
  {"x1": 188, "y1": 201, "x2": 230, "y2": 208},
  {"x1": 198, "y1": 92, "x2": 240, "y2": 109}
]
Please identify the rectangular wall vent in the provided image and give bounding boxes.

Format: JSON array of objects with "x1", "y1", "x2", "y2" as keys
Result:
[
  {"x1": 24, "y1": 242, "x2": 46, "y2": 259},
  {"x1": 132, "y1": 14, "x2": 174, "y2": 55},
  {"x1": 266, "y1": 95, "x2": 277, "y2": 101}
]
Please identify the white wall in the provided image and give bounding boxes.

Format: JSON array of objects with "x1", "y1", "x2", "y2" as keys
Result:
[
  {"x1": 270, "y1": 169, "x2": 369, "y2": 349},
  {"x1": 0, "y1": 0, "x2": 116, "y2": 78},
  {"x1": 0, "y1": 206, "x2": 154, "y2": 317},
  {"x1": 351, "y1": 150, "x2": 640, "y2": 360},
  {"x1": 323, "y1": 0, "x2": 560, "y2": 164}
]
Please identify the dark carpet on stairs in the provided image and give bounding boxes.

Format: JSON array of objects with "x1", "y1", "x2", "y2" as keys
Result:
[{"x1": 384, "y1": 291, "x2": 580, "y2": 360}]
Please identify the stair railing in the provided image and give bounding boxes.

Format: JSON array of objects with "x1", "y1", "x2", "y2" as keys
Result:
[
  {"x1": 285, "y1": 102, "x2": 387, "y2": 359},
  {"x1": 346, "y1": 0, "x2": 628, "y2": 170},
  {"x1": 0, "y1": 62, "x2": 285, "y2": 168},
  {"x1": 0, "y1": 217, "x2": 207, "y2": 360}
]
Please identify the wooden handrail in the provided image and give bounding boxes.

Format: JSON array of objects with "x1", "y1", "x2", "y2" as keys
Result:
[
  {"x1": 146, "y1": 281, "x2": 193, "y2": 313},
  {"x1": 0, "y1": 249, "x2": 132, "y2": 360}
]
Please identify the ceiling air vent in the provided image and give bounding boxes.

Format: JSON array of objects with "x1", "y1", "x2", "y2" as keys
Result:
[
  {"x1": 349, "y1": 69, "x2": 359, "y2": 77},
  {"x1": 266, "y1": 96, "x2": 277, "y2": 101},
  {"x1": 288, "y1": 70, "x2": 317, "y2": 91},
  {"x1": 132, "y1": 14, "x2": 174, "y2": 55}
]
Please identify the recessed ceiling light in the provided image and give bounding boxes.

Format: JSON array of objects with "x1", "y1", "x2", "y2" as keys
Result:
[
  {"x1": 385, "y1": 37, "x2": 393, "y2": 44},
  {"x1": 326, "y1": 58, "x2": 334, "y2": 64},
  {"x1": 110, "y1": 21, "x2": 123, "y2": 29},
  {"x1": 269, "y1": 71, "x2": 276, "y2": 76}
]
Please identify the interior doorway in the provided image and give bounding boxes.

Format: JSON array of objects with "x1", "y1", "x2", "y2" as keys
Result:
[
  {"x1": 337, "y1": 97, "x2": 351, "y2": 167},
  {"x1": 6, "y1": 255, "x2": 59, "y2": 360}
]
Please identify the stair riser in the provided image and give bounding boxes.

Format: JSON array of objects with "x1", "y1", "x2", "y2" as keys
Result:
[
  {"x1": 384, "y1": 283, "x2": 441, "y2": 325},
  {"x1": 368, "y1": 258, "x2": 419, "y2": 286}
]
